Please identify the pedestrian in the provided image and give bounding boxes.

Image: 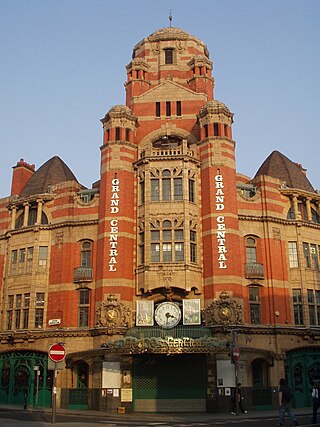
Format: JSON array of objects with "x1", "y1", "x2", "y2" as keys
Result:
[
  {"x1": 231, "y1": 382, "x2": 247, "y2": 414},
  {"x1": 278, "y1": 377, "x2": 298, "y2": 426},
  {"x1": 312, "y1": 381, "x2": 320, "y2": 424}
]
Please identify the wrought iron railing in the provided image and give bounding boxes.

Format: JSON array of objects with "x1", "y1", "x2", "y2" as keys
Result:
[
  {"x1": 245, "y1": 263, "x2": 264, "y2": 279},
  {"x1": 73, "y1": 267, "x2": 93, "y2": 282}
]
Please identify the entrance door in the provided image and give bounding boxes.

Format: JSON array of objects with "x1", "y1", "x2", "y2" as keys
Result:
[
  {"x1": 285, "y1": 348, "x2": 320, "y2": 408},
  {"x1": 0, "y1": 351, "x2": 52, "y2": 407},
  {"x1": 133, "y1": 354, "x2": 206, "y2": 412}
]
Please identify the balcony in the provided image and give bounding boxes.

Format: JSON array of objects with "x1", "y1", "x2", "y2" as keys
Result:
[
  {"x1": 73, "y1": 267, "x2": 93, "y2": 283},
  {"x1": 245, "y1": 263, "x2": 265, "y2": 279}
]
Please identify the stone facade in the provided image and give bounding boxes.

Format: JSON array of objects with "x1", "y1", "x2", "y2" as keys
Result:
[{"x1": 0, "y1": 26, "x2": 319, "y2": 413}]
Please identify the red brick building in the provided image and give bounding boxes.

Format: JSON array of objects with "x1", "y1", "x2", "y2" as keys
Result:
[{"x1": 0, "y1": 26, "x2": 319, "y2": 413}]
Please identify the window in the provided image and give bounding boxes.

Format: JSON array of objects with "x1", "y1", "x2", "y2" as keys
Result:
[
  {"x1": 176, "y1": 101, "x2": 181, "y2": 116},
  {"x1": 139, "y1": 174, "x2": 145, "y2": 205},
  {"x1": 311, "y1": 208, "x2": 320, "y2": 224},
  {"x1": 15, "y1": 208, "x2": 48, "y2": 228},
  {"x1": 139, "y1": 231, "x2": 145, "y2": 265},
  {"x1": 298, "y1": 203, "x2": 308, "y2": 220},
  {"x1": 6, "y1": 295, "x2": 14, "y2": 330},
  {"x1": 151, "y1": 178, "x2": 160, "y2": 202},
  {"x1": 188, "y1": 176, "x2": 195, "y2": 202},
  {"x1": 125, "y1": 128, "x2": 130, "y2": 141},
  {"x1": 204, "y1": 124, "x2": 208, "y2": 138},
  {"x1": 150, "y1": 229, "x2": 160, "y2": 262},
  {"x1": 27, "y1": 208, "x2": 37, "y2": 226},
  {"x1": 293, "y1": 289, "x2": 304, "y2": 325},
  {"x1": 156, "y1": 102, "x2": 161, "y2": 117},
  {"x1": 166, "y1": 101, "x2": 171, "y2": 117},
  {"x1": 115, "y1": 127, "x2": 120, "y2": 140},
  {"x1": 151, "y1": 169, "x2": 183, "y2": 202},
  {"x1": 78, "y1": 289, "x2": 89, "y2": 327},
  {"x1": 162, "y1": 170, "x2": 171, "y2": 201},
  {"x1": 35, "y1": 293, "x2": 45, "y2": 328},
  {"x1": 246, "y1": 237, "x2": 257, "y2": 264},
  {"x1": 81, "y1": 241, "x2": 92, "y2": 267},
  {"x1": 249, "y1": 287, "x2": 260, "y2": 324},
  {"x1": 288, "y1": 242, "x2": 299, "y2": 268},
  {"x1": 190, "y1": 229, "x2": 197, "y2": 263},
  {"x1": 22, "y1": 293, "x2": 30, "y2": 329},
  {"x1": 18, "y1": 248, "x2": 26, "y2": 274},
  {"x1": 26, "y1": 247, "x2": 33, "y2": 273},
  {"x1": 150, "y1": 220, "x2": 184, "y2": 263},
  {"x1": 310, "y1": 244, "x2": 319, "y2": 270},
  {"x1": 214, "y1": 123, "x2": 219, "y2": 136},
  {"x1": 303, "y1": 242, "x2": 311, "y2": 268},
  {"x1": 11, "y1": 250, "x2": 17, "y2": 275},
  {"x1": 14, "y1": 294, "x2": 22, "y2": 329},
  {"x1": 164, "y1": 48, "x2": 174, "y2": 64},
  {"x1": 174, "y1": 177, "x2": 183, "y2": 201},
  {"x1": 38, "y1": 246, "x2": 48, "y2": 272},
  {"x1": 308, "y1": 289, "x2": 320, "y2": 326}
]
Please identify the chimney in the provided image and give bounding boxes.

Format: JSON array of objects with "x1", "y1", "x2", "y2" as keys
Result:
[{"x1": 11, "y1": 159, "x2": 35, "y2": 196}]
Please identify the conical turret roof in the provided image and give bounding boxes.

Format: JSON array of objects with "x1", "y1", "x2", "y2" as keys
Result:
[
  {"x1": 20, "y1": 156, "x2": 78, "y2": 197},
  {"x1": 254, "y1": 150, "x2": 315, "y2": 193}
]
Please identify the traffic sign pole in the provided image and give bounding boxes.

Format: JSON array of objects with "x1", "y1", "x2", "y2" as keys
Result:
[
  {"x1": 48, "y1": 343, "x2": 66, "y2": 424},
  {"x1": 231, "y1": 331, "x2": 240, "y2": 416}
]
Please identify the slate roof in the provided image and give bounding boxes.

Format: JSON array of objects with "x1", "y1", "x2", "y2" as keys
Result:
[
  {"x1": 254, "y1": 150, "x2": 315, "y2": 193},
  {"x1": 20, "y1": 156, "x2": 79, "y2": 197}
]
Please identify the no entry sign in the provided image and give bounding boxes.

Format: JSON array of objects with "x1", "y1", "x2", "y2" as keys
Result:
[
  {"x1": 232, "y1": 346, "x2": 240, "y2": 362},
  {"x1": 49, "y1": 343, "x2": 66, "y2": 363}
]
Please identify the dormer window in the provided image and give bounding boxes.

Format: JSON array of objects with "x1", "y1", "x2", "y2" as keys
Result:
[{"x1": 164, "y1": 48, "x2": 174, "y2": 64}]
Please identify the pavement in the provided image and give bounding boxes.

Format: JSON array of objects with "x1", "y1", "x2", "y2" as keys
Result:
[{"x1": 0, "y1": 403, "x2": 314, "y2": 424}]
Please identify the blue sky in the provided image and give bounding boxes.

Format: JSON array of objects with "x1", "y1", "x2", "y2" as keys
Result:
[{"x1": 0, "y1": 0, "x2": 319, "y2": 197}]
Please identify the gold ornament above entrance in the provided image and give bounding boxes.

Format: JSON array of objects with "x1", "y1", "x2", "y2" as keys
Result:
[{"x1": 101, "y1": 335, "x2": 226, "y2": 355}]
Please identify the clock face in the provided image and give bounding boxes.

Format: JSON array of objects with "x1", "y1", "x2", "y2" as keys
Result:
[{"x1": 155, "y1": 302, "x2": 181, "y2": 329}]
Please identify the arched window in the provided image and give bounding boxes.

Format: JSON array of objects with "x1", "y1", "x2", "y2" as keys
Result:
[
  {"x1": 81, "y1": 241, "x2": 92, "y2": 267},
  {"x1": 311, "y1": 208, "x2": 320, "y2": 224},
  {"x1": 15, "y1": 208, "x2": 48, "y2": 229},
  {"x1": 246, "y1": 237, "x2": 257, "y2": 264}
]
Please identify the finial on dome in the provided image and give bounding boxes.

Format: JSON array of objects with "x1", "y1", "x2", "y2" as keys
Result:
[{"x1": 169, "y1": 10, "x2": 173, "y2": 27}]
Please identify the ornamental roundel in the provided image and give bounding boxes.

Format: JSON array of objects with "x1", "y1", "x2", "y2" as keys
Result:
[
  {"x1": 203, "y1": 291, "x2": 243, "y2": 327},
  {"x1": 96, "y1": 294, "x2": 131, "y2": 332}
]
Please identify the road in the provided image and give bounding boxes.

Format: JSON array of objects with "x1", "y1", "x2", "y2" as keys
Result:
[{"x1": 0, "y1": 407, "x2": 318, "y2": 427}]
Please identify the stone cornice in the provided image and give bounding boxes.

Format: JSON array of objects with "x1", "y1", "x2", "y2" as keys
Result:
[{"x1": 238, "y1": 214, "x2": 320, "y2": 229}]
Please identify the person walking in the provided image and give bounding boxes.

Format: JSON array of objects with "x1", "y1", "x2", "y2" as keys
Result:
[
  {"x1": 231, "y1": 382, "x2": 247, "y2": 414},
  {"x1": 278, "y1": 377, "x2": 298, "y2": 426},
  {"x1": 312, "y1": 381, "x2": 320, "y2": 424}
]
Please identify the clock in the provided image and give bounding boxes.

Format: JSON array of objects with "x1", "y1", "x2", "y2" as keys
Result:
[{"x1": 154, "y1": 302, "x2": 181, "y2": 328}]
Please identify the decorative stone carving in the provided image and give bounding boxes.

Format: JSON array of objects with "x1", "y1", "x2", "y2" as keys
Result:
[
  {"x1": 203, "y1": 291, "x2": 243, "y2": 327},
  {"x1": 158, "y1": 271, "x2": 174, "y2": 288},
  {"x1": 96, "y1": 294, "x2": 131, "y2": 332},
  {"x1": 55, "y1": 232, "x2": 64, "y2": 247}
]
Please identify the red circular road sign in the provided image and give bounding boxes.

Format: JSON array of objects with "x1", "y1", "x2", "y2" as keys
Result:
[
  {"x1": 232, "y1": 346, "x2": 240, "y2": 362},
  {"x1": 49, "y1": 343, "x2": 66, "y2": 363}
]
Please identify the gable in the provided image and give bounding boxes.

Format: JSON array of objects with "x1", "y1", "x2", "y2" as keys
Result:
[{"x1": 133, "y1": 81, "x2": 207, "y2": 103}]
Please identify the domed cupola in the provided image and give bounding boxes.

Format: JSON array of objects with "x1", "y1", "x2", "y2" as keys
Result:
[
  {"x1": 125, "y1": 27, "x2": 214, "y2": 102},
  {"x1": 101, "y1": 105, "x2": 138, "y2": 144},
  {"x1": 197, "y1": 100, "x2": 234, "y2": 140}
]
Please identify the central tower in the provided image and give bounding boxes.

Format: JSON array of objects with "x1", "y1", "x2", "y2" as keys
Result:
[{"x1": 97, "y1": 26, "x2": 243, "y2": 308}]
